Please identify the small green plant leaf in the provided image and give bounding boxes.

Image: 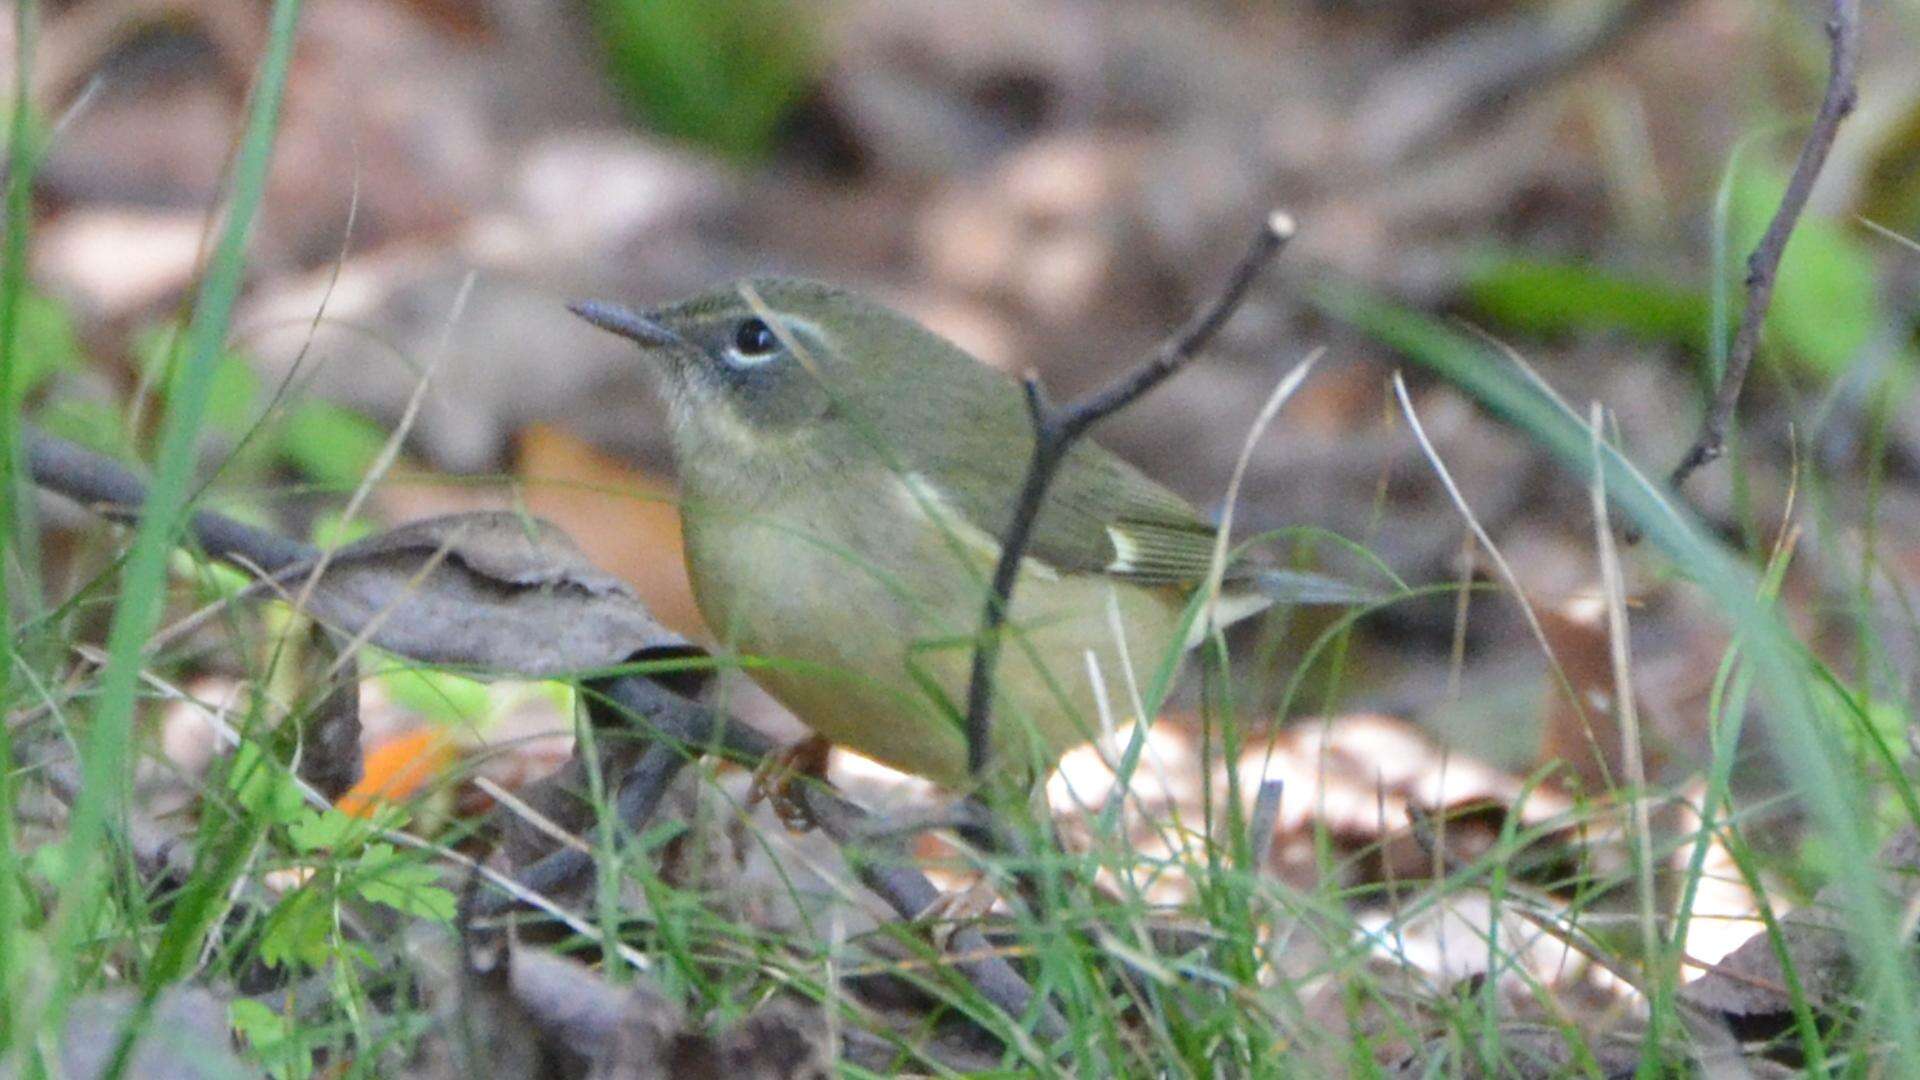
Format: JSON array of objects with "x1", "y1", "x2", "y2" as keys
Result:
[
  {"x1": 375, "y1": 665, "x2": 494, "y2": 726},
  {"x1": 588, "y1": 0, "x2": 817, "y2": 161},
  {"x1": 349, "y1": 843, "x2": 455, "y2": 922},
  {"x1": 1464, "y1": 251, "x2": 1710, "y2": 348},
  {"x1": 27, "y1": 839, "x2": 71, "y2": 888},
  {"x1": 135, "y1": 322, "x2": 393, "y2": 487},
  {"x1": 227, "y1": 741, "x2": 307, "y2": 824},
  {"x1": 1730, "y1": 164, "x2": 1880, "y2": 379},
  {"x1": 135, "y1": 323, "x2": 264, "y2": 442},
  {"x1": 7, "y1": 290, "x2": 82, "y2": 406},
  {"x1": 279, "y1": 399, "x2": 390, "y2": 488},
  {"x1": 258, "y1": 883, "x2": 333, "y2": 970},
  {"x1": 308, "y1": 510, "x2": 380, "y2": 551},
  {"x1": 230, "y1": 999, "x2": 313, "y2": 1080},
  {"x1": 228, "y1": 998, "x2": 284, "y2": 1043},
  {"x1": 287, "y1": 808, "x2": 364, "y2": 855},
  {"x1": 31, "y1": 398, "x2": 138, "y2": 458}
]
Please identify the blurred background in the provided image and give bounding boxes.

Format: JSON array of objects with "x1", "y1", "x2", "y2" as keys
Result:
[{"x1": 12, "y1": 0, "x2": 1920, "y2": 817}]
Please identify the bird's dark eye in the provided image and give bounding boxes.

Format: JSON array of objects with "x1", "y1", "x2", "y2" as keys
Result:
[{"x1": 733, "y1": 317, "x2": 778, "y2": 357}]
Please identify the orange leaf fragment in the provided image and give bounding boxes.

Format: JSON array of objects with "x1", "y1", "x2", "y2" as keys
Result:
[{"x1": 336, "y1": 728, "x2": 458, "y2": 817}]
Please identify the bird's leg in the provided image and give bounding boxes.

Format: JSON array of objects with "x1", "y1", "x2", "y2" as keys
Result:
[{"x1": 746, "y1": 734, "x2": 834, "y2": 832}]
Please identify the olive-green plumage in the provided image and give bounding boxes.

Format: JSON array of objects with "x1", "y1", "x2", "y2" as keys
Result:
[{"x1": 572, "y1": 279, "x2": 1275, "y2": 787}]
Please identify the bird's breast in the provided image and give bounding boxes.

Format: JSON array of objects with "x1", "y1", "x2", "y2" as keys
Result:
[{"x1": 676, "y1": 472, "x2": 1188, "y2": 785}]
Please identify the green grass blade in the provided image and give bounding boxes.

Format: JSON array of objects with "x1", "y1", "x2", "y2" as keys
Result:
[
  {"x1": 40, "y1": 0, "x2": 304, "y2": 1052},
  {"x1": 0, "y1": 0, "x2": 38, "y2": 1058}
]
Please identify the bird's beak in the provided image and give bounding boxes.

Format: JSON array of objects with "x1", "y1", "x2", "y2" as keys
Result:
[{"x1": 567, "y1": 300, "x2": 684, "y2": 349}]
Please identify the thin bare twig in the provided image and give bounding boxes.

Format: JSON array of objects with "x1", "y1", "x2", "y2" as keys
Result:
[
  {"x1": 26, "y1": 424, "x2": 314, "y2": 570},
  {"x1": 962, "y1": 210, "x2": 1297, "y2": 778},
  {"x1": 1668, "y1": 0, "x2": 1862, "y2": 492}
]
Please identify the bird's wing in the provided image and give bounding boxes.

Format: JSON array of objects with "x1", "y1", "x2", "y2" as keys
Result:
[
  {"x1": 858, "y1": 335, "x2": 1226, "y2": 588},
  {"x1": 912, "y1": 436, "x2": 1226, "y2": 588}
]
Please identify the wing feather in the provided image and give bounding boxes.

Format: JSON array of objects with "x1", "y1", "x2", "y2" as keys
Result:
[
  {"x1": 832, "y1": 309, "x2": 1226, "y2": 588},
  {"x1": 908, "y1": 436, "x2": 1223, "y2": 587}
]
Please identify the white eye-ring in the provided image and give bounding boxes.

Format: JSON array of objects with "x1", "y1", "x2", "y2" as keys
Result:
[{"x1": 728, "y1": 317, "x2": 780, "y2": 366}]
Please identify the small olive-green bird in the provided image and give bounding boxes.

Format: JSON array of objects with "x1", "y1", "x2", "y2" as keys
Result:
[{"x1": 572, "y1": 279, "x2": 1329, "y2": 789}]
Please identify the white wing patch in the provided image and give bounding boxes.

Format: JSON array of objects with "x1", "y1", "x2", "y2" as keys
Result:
[
  {"x1": 900, "y1": 473, "x2": 1059, "y2": 581},
  {"x1": 1105, "y1": 525, "x2": 1141, "y2": 574}
]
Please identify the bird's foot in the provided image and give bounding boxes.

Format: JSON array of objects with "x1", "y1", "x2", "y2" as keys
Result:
[{"x1": 746, "y1": 734, "x2": 834, "y2": 832}]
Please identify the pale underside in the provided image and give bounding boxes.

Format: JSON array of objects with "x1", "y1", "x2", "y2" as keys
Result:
[{"x1": 681, "y1": 469, "x2": 1197, "y2": 788}]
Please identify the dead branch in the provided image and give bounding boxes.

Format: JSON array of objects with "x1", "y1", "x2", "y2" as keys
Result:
[
  {"x1": 962, "y1": 210, "x2": 1296, "y2": 779},
  {"x1": 27, "y1": 425, "x2": 314, "y2": 570},
  {"x1": 1667, "y1": 0, "x2": 1863, "y2": 493}
]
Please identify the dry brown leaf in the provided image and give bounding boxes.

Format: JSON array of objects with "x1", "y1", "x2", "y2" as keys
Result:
[
  {"x1": 1679, "y1": 827, "x2": 1920, "y2": 1037},
  {"x1": 434, "y1": 935, "x2": 831, "y2": 1080},
  {"x1": 266, "y1": 511, "x2": 691, "y2": 678},
  {"x1": 1532, "y1": 595, "x2": 1660, "y2": 797},
  {"x1": 1388, "y1": 1023, "x2": 1644, "y2": 1079},
  {"x1": 1040, "y1": 712, "x2": 1572, "y2": 902},
  {"x1": 591, "y1": 997, "x2": 832, "y2": 1080},
  {"x1": 506, "y1": 947, "x2": 641, "y2": 1072}
]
